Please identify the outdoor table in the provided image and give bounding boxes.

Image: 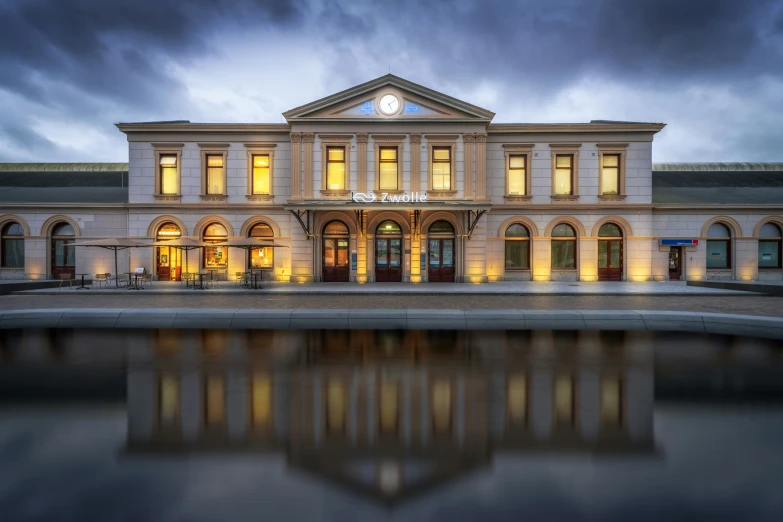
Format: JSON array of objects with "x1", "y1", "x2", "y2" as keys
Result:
[
  {"x1": 125, "y1": 272, "x2": 144, "y2": 290},
  {"x1": 192, "y1": 273, "x2": 206, "y2": 290},
  {"x1": 206, "y1": 269, "x2": 222, "y2": 285},
  {"x1": 249, "y1": 270, "x2": 263, "y2": 290},
  {"x1": 75, "y1": 273, "x2": 89, "y2": 290}
]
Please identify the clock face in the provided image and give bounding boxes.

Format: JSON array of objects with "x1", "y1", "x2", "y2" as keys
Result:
[{"x1": 379, "y1": 94, "x2": 400, "y2": 115}]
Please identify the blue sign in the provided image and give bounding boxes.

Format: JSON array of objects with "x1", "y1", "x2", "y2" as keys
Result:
[
  {"x1": 351, "y1": 252, "x2": 357, "y2": 271},
  {"x1": 405, "y1": 103, "x2": 419, "y2": 113},
  {"x1": 360, "y1": 101, "x2": 374, "y2": 115},
  {"x1": 660, "y1": 239, "x2": 698, "y2": 246}
]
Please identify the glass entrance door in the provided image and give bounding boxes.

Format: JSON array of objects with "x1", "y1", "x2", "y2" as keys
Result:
[
  {"x1": 323, "y1": 238, "x2": 349, "y2": 282},
  {"x1": 376, "y1": 238, "x2": 402, "y2": 282},
  {"x1": 669, "y1": 247, "x2": 682, "y2": 280},
  {"x1": 428, "y1": 238, "x2": 455, "y2": 282},
  {"x1": 598, "y1": 239, "x2": 623, "y2": 281}
]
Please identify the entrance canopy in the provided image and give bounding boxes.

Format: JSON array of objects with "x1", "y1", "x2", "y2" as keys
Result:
[{"x1": 284, "y1": 201, "x2": 491, "y2": 212}]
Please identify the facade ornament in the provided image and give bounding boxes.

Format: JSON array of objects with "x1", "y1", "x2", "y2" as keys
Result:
[
  {"x1": 301, "y1": 133, "x2": 314, "y2": 143},
  {"x1": 409, "y1": 132, "x2": 422, "y2": 144},
  {"x1": 290, "y1": 133, "x2": 302, "y2": 143},
  {"x1": 356, "y1": 132, "x2": 369, "y2": 143},
  {"x1": 463, "y1": 133, "x2": 475, "y2": 143},
  {"x1": 475, "y1": 133, "x2": 487, "y2": 143}
]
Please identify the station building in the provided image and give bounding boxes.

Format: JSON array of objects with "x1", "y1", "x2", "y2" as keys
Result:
[{"x1": 0, "y1": 74, "x2": 781, "y2": 283}]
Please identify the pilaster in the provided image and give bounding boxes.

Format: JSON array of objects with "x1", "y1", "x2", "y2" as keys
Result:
[
  {"x1": 356, "y1": 133, "x2": 369, "y2": 193},
  {"x1": 475, "y1": 133, "x2": 487, "y2": 200},
  {"x1": 289, "y1": 133, "x2": 302, "y2": 201},
  {"x1": 409, "y1": 133, "x2": 421, "y2": 192},
  {"x1": 463, "y1": 133, "x2": 475, "y2": 199},
  {"x1": 302, "y1": 133, "x2": 314, "y2": 199}
]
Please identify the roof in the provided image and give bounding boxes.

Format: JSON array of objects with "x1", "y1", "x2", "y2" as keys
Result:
[
  {"x1": 0, "y1": 163, "x2": 128, "y2": 204},
  {"x1": 652, "y1": 163, "x2": 783, "y2": 204}
]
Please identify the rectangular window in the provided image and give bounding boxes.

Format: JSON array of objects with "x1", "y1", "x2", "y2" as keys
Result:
[
  {"x1": 159, "y1": 155, "x2": 178, "y2": 195},
  {"x1": 554, "y1": 375, "x2": 575, "y2": 425},
  {"x1": 432, "y1": 379, "x2": 452, "y2": 433},
  {"x1": 507, "y1": 374, "x2": 527, "y2": 424},
  {"x1": 206, "y1": 155, "x2": 224, "y2": 194},
  {"x1": 554, "y1": 155, "x2": 573, "y2": 195},
  {"x1": 432, "y1": 147, "x2": 451, "y2": 190},
  {"x1": 251, "y1": 373, "x2": 272, "y2": 428},
  {"x1": 252, "y1": 154, "x2": 270, "y2": 195},
  {"x1": 326, "y1": 380, "x2": 345, "y2": 433},
  {"x1": 159, "y1": 374, "x2": 179, "y2": 427},
  {"x1": 551, "y1": 240, "x2": 576, "y2": 269},
  {"x1": 379, "y1": 147, "x2": 398, "y2": 190},
  {"x1": 600, "y1": 377, "x2": 623, "y2": 427},
  {"x1": 706, "y1": 240, "x2": 730, "y2": 269},
  {"x1": 759, "y1": 241, "x2": 781, "y2": 268},
  {"x1": 508, "y1": 154, "x2": 526, "y2": 195},
  {"x1": 326, "y1": 147, "x2": 346, "y2": 191},
  {"x1": 379, "y1": 381, "x2": 399, "y2": 433},
  {"x1": 601, "y1": 154, "x2": 620, "y2": 195},
  {"x1": 205, "y1": 375, "x2": 225, "y2": 427}
]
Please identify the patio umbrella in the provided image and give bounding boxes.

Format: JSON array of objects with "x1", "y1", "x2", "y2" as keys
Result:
[
  {"x1": 66, "y1": 238, "x2": 150, "y2": 288},
  {"x1": 149, "y1": 237, "x2": 209, "y2": 276}
]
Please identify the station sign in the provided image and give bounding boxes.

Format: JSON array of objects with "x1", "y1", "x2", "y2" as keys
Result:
[
  {"x1": 352, "y1": 191, "x2": 428, "y2": 203},
  {"x1": 660, "y1": 239, "x2": 699, "y2": 246}
]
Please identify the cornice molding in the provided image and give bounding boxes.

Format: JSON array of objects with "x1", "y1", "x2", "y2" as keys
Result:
[
  {"x1": 549, "y1": 143, "x2": 583, "y2": 149},
  {"x1": 370, "y1": 134, "x2": 406, "y2": 142},
  {"x1": 317, "y1": 134, "x2": 353, "y2": 140},
  {"x1": 196, "y1": 143, "x2": 230, "y2": 148},
  {"x1": 151, "y1": 143, "x2": 184, "y2": 149},
  {"x1": 596, "y1": 143, "x2": 630, "y2": 149},
  {"x1": 502, "y1": 143, "x2": 535, "y2": 150}
]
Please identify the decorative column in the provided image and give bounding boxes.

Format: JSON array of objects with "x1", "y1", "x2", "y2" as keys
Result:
[
  {"x1": 356, "y1": 133, "x2": 368, "y2": 193},
  {"x1": 463, "y1": 133, "x2": 475, "y2": 199},
  {"x1": 289, "y1": 133, "x2": 302, "y2": 201},
  {"x1": 410, "y1": 210, "x2": 421, "y2": 283},
  {"x1": 302, "y1": 133, "x2": 314, "y2": 200},
  {"x1": 409, "y1": 133, "x2": 421, "y2": 193},
  {"x1": 357, "y1": 210, "x2": 368, "y2": 284},
  {"x1": 475, "y1": 133, "x2": 487, "y2": 200}
]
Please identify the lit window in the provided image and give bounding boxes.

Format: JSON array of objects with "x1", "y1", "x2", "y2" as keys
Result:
[
  {"x1": 432, "y1": 147, "x2": 451, "y2": 190},
  {"x1": 706, "y1": 223, "x2": 731, "y2": 269},
  {"x1": 505, "y1": 224, "x2": 530, "y2": 270},
  {"x1": 555, "y1": 155, "x2": 573, "y2": 195},
  {"x1": 551, "y1": 223, "x2": 577, "y2": 269},
  {"x1": 379, "y1": 147, "x2": 398, "y2": 190},
  {"x1": 379, "y1": 381, "x2": 399, "y2": 433},
  {"x1": 432, "y1": 379, "x2": 451, "y2": 433},
  {"x1": 203, "y1": 223, "x2": 228, "y2": 268},
  {"x1": 600, "y1": 377, "x2": 622, "y2": 427},
  {"x1": 507, "y1": 374, "x2": 527, "y2": 424},
  {"x1": 251, "y1": 373, "x2": 272, "y2": 428},
  {"x1": 326, "y1": 380, "x2": 346, "y2": 433},
  {"x1": 508, "y1": 154, "x2": 526, "y2": 195},
  {"x1": 758, "y1": 223, "x2": 782, "y2": 269},
  {"x1": 601, "y1": 154, "x2": 620, "y2": 195},
  {"x1": 1, "y1": 222, "x2": 24, "y2": 268},
  {"x1": 326, "y1": 147, "x2": 346, "y2": 191},
  {"x1": 554, "y1": 375, "x2": 575, "y2": 425},
  {"x1": 159, "y1": 374, "x2": 179, "y2": 427},
  {"x1": 205, "y1": 375, "x2": 225, "y2": 427},
  {"x1": 252, "y1": 154, "x2": 271, "y2": 195},
  {"x1": 249, "y1": 223, "x2": 274, "y2": 269},
  {"x1": 159, "y1": 154, "x2": 178, "y2": 195},
  {"x1": 206, "y1": 155, "x2": 224, "y2": 194}
]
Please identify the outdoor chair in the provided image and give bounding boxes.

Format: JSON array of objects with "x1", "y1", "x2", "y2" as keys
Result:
[
  {"x1": 94, "y1": 273, "x2": 108, "y2": 288},
  {"x1": 141, "y1": 273, "x2": 152, "y2": 288},
  {"x1": 58, "y1": 273, "x2": 74, "y2": 290},
  {"x1": 182, "y1": 272, "x2": 193, "y2": 288},
  {"x1": 235, "y1": 271, "x2": 245, "y2": 286}
]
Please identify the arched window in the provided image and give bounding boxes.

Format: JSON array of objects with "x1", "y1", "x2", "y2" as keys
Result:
[
  {"x1": 52, "y1": 223, "x2": 75, "y2": 236},
  {"x1": 323, "y1": 220, "x2": 349, "y2": 236},
  {"x1": 758, "y1": 222, "x2": 782, "y2": 269},
  {"x1": 51, "y1": 222, "x2": 75, "y2": 274},
  {"x1": 1, "y1": 222, "x2": 24, "y2": 268},
  {"x1": 376, "y1": 220, "x2": 402, "y2": 235},
  {"x1": 429, "y1": 220, "x2": 454, "y2": 235},
  {"x1": 249, "y1": 223, "x2": 274, "y2": 269},
  {"x1": 598, "y1": 223, "x2": 622, "y2": 237},
  {"x1": 505, "y1": 224, "x2": 530, "y2": 270},
  {"x1": 156, "y1": 223, "x2": 181, "y2": 238},
  {"x1": 706, "y1": 223, "x2": 731, "y2": 269},
  {"x1": 551, "y1": 223, "x2": 576, "y2": 269},
  {"x1": 203, "y1": 223, "x2": 228, "y2": 268},
  {"x1": 597, "y1": 223, "x2": 623, "y2": 280}
]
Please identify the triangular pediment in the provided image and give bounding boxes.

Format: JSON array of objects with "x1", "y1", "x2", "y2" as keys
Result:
[{"x1": 283, "y1": 74, "x2": 495, "y2": 122}]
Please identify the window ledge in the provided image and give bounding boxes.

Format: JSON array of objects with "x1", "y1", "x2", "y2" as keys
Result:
[
  {"x1": 154, "y1": 194, "x2": 181, "y2": 202},
  {"x1": 320, "y1": 190, "x2": 350, "y2": 199},
  {"x1": 200, "y1": 194, "x2": 228, "y2": 202},
  {"x1": 550, "y1": 268, "x2": 578, "y2": 271},
  {"x1": 598, "y1": 194, "x2": 627, "y2": 201},
  {"x1": 428, "y1": 190, "x2": 458, "y2": 199},
  {"x1": 246, "y1": 194, "x2": 274, "y2": 202},
  {"x1": 374, "y1": 190, "x2": 404, "y2": 195},
  {"x1": 504, "y1": 195, "x2": 532, "y2": 203},
  {"x1": 551, "y1": 194, "x2": 579, "y2": 202}
]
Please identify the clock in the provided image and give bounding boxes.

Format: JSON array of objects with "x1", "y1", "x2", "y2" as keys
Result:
[{"x1": 379, "y1": 94, "x2": 400, "y2": 115}]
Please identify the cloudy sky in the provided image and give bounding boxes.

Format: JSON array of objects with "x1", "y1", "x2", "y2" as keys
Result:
[{"x1": 0, "y1": 0, "x2": 781, "y2": 163}]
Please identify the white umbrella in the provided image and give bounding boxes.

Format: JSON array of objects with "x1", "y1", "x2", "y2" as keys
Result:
[{"x1": 66, "y1": 238, "x2": 150, "y2": 288}]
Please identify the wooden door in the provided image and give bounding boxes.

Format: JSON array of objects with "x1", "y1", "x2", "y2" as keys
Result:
[
  {"x1": 668, "y1": 247, "x2": 682, "y2": 281},
  {"x1": 323, "y1": 238, "x2": 349, "y2": 282},
  {"x1": 598, "y1": 239, "x2": 623, "y2": 281},
  {"x1": 375, "y1": 238, "x2": 402, "y2": 282},
  {"x1": 156, "y1": 246, "x2": 181, "y2": 281},
  {"x1": 51, "y1": 238, "x2": 75, "y2": 279},
  {"x1": 428, "y1": 238, "x2": 455, "y2": 283}
]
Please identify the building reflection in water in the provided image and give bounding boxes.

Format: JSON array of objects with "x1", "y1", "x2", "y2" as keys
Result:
[{"x1": 124, "y1": 329, "x2": 657, "y2": 504}]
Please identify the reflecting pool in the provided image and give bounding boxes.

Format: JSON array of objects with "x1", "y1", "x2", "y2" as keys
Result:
[{"x1": 1, "y1": 329, "x2": 782, "y2": 521}]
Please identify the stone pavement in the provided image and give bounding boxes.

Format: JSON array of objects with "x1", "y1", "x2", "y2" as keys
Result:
[
  {"x1": 2, "y1": 293, "x2": 783, "y2": 317},
  {"x1": 15, "y1": 280, "x2": 757, "y2": 296}
]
